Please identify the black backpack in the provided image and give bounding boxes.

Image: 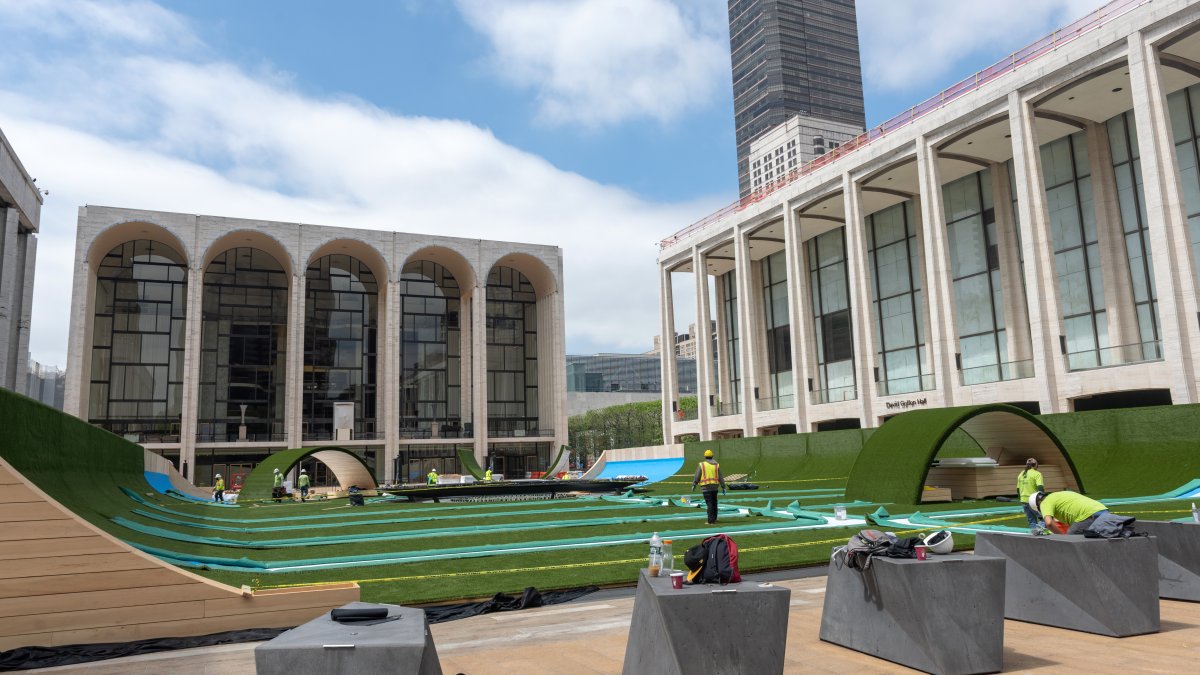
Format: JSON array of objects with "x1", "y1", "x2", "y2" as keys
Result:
[
  {"x1": 834, "y1": 529, "x2": 895, "y2": 571},
  {"x1": 684, "y1": 534, "x2": 741, "y2": 584}
]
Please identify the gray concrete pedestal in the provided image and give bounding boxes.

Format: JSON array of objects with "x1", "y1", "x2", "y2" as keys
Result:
[
  {"x1": 255, "y1": 601, "x2": 441, "y2": 674},
  {"x1": 1138, "y1": 520, "x2": 1200, "y2": 601},
  {"x1": 621, "y1": 569, "x2": 790, "y2": 675},
  {"x1": 819, "y1": 552, "x2": 1005, "y2": 674},
  {"x1": 975, "y1": 532, "x2": 1159, "y2": 636}
]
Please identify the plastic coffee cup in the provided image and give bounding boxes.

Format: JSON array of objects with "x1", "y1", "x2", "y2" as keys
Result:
[
  {"x1": 670, "y1": 572, "x2": 684, "y2": 589},
  {"x1": 648, "y1": 564, "x2": 661, "y2": 577},
  {"x1": 915, "y1": 544, "x2": 927, "y2": 561}
]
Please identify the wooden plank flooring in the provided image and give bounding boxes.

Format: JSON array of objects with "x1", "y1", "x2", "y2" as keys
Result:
[{"x1": 35, "y1": 574, "x2": 1200, "y2": 674}]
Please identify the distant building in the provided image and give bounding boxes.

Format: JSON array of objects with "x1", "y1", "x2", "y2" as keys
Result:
[
  {"x1": 748, "y1": 114, "x2": 864, "y2": 193},
  {"x1": 650, "y1": 321, "x2": 715, "y2": 359},
  {"x1": 729, "y1": 0, "x2": 866, "y2": 196},
  {"x1": 25, "y1": 359, "x2": 64, "y2": 410},
  {"x1": 566, "y1": 353, "x2": 697, "y2": 417},
  {"x1": 0, "y1": 126, "x2": 42, "y2": 395}
]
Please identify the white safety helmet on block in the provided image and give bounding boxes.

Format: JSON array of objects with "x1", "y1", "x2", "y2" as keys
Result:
[
  {"x1": 922, "y1": 530, "x2": 953, "y2": 555},
  {"x1": 1028, "y1": 491, "x2": 1043, "y2": 514}
]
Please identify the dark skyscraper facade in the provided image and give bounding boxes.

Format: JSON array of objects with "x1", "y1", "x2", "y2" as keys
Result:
[{"x1": 729, "y1": 0, "x2": 866, "y2": 196}]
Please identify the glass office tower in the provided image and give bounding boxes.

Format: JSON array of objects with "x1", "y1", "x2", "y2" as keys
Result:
[{"x1": 729, "y1": 0, "x2": 866, "y2": 196}]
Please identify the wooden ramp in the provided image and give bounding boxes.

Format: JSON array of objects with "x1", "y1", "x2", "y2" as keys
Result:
[{"x1": 0, "y1": 457, "x2": 359, "y2": 651}]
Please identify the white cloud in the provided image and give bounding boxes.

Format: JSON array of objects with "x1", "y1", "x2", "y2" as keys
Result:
[
  {"x1": 0, "y1": 0, "x2": 195, "y2": 49},
  {"x1": 455, "y1": 0, "x2": 729, "y2": 128},
  {"x1": 1, "y1": 2, "x2": 723, "y2": 367},
  {"x1": 858, "y1": 0, "x2": 1105, "y2": 93}
]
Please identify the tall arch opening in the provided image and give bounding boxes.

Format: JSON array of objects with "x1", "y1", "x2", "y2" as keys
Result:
[{"x1": 399, "y1": 259, "x2": 465, "y2": 438}]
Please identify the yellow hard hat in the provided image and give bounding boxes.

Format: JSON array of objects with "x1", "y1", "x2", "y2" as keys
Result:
[{"x1": 704, "y1": 449, "x2": 714, "y2": 458}]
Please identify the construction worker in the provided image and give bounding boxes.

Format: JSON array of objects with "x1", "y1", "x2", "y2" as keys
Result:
[
  {"x1": 485, "y1": 467, "x2": 493, "y2": 482},
  {"x1": 690, "y1": 449, "x2": 726, "y2": 525},
  {"x1": 213, "y1": 474, "x2": 225, "y2": 503},
  {"x1": 1018, "y1": 458, "x2": 1047, "y2": 534},
  {"x1": 272, "y1": 467, "x2": 284, "y2": 502},
  {"x1": 427, "y1": 467, "x2": 439, "y2": 486},
  {"x1": 1031, "y1": 490, "x2": 1109, "y2": 535},
  {"x1": 298, "y1": 468, "x2": 311, "y2": 501}
]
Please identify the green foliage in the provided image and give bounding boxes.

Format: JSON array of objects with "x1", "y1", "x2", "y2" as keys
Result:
[{"x1": 568, "y1": 397, "x2": 696, "y2": 460}]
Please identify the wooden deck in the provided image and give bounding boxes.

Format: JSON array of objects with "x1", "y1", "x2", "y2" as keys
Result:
[{"x1": 37, "y1": 573, "x2": 1200, "y2": 674}]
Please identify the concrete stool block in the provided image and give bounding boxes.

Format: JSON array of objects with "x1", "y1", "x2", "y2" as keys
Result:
[
  {"x1": 621, "y1": 569, "x2": 790, "y2": 675},
  {"x1": 1138, "y1": 521, "x2": 1200, "y2": 601},
  {"x1": 975, "y1": 532, "x2": 1159, "y2": 636},
  {"x1": 819, "y1": 552, "x2": 1005, "y2": 675},
  {"x1": 255, "y1": 601, "x2": 441, "y2": 675}
]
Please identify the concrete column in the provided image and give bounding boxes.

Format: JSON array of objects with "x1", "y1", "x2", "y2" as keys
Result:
[
  {"x1": 12, "y1": 232, "x2": 35, "y2": 396},
  {"x1": 991, "y1": 162, "x2": 1034, "y2": 364},
  {"x1": 0, "y1": 209, "x2": 18, "y2": 390},
  {"x1": 713, "y1": 276, "x2": 730, "y2": 404},
  {"x1": 284, "y1": 274, "x2": 305, "y2": 448},
  {"x1": 1008, "y1": 91, "x2": 1067, "y2": 413},
  {"x1": 692, "y1": 247, "x2": 714, "y2": 441},
  {"x1": 382, "y1": 279, "x2": 401, "y2": 483},
  {"x1": 552, "y1": 286, "x2": 568, "y2": 454},
  {"x1": 842, "y1": 174, "x2": 875, "y2": 424},
  {"x1": 782, "y1": 204, "x2": 811, "y2": 428},
  {"x1": 658, "y1": 263, "x2": 679, "y2": 441},
  {"x1": 471, "y1": 284, "x2": 489, "y2": 462},
  {"x1": 915, "y1": 139, "x2": 959, "y2": 402},
  {"x1": 63, "y1": 215, "x2": 92, "y2": 418},
  {"x1": 1086, "y1": 121, "x2": 1142, "y2": 351},
  {"x1": 1127, "y1": 30, "x2": 1199, "y2": 403},
  {"x1": 733, "y1": 227, "x2": 759, "y2": 435},
  {"x1": 179, "y1": 263, "x2": 205, "y2": 481}
]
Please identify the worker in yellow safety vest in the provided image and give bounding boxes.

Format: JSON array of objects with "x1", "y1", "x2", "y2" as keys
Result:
[
  {"x1": 690, "y1": 449, "x2": 727, "y2": 525},
  {"x1": 213, "y1": 474, "x2": 225, "y2": 503},
  {"x1": 427, "y1": 468, "x2": 439, "y2": 486},
  {"x1": 485, "y1": 468, "x2": 493, "y2": 481}
]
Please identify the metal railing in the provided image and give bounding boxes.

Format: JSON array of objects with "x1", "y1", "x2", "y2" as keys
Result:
[
  {"x1": 397, "y1": 427, "x2": 473, "y2": 440},
  {"x1": 489, "y1": 428, "x2": 556, "y2": 438},
  {"x1": 711, "y1": 401, "x2": 743, "y2": 417},
  {"x1": 195, "y1": 432, "x2": 286, "y2": 443},
  {"x1": 755, "y1": 394, "x2": 795, "y2": 412},
  {"x1": 960, "y1": 359, "x2": 1036, "y2": 386},
  {"x1": 674, "y1": 408, "x2": 700, "y2": 422},
  {"x1": 1066, "y1": 340, "x2": 1163, "y2": 372},
  {"x1": 876, "y1": 374, "x2": 937, "y2": 397},
  {"x1": 658, "y1": 0, "x2": 1149, "y2": 251},
  {"x1": 810, "y1": 384, "x2": 857, "y2": 405},
  {"x1": 302, "y1": 431, "x2": 385, "y2": 442}
]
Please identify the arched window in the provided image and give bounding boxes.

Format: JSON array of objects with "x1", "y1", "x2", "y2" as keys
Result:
[
  {"x1": 198, "y1": 248, "x2": 288, "y2": 442},
  {"x1": 486, "y1": 266, "x2": 538, "y2": 436},
  {"x1": 88, "y1": 240, "x2": 187, "y2": 441},
  {"x1": 303, "y1": 254, "x2": 379, "y2": 440},
  {"x1": 399, "y1": 260, "x2": 463, "y2": 438}
]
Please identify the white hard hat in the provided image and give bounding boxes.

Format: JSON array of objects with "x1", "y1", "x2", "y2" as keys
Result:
[
  {"x1": 215, "y1": 473, "x2": 221, "y2": 478},
  {"x1": 431, "y1": 468, "x2": 438, "y2": 472},
  {"x1": 300, "y1": 469, "x2": 306, "y2": 473},
  {"x1": 1028, "y1": 492, "x2": 1042, "y2": 513},
  {"x1": 923, "y1": 530, "x2": 953, "y2": 555}
]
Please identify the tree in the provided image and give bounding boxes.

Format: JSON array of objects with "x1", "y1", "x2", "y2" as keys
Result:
[{"x1": 568, "y1": 397, "x2": 697, "y2": 464}]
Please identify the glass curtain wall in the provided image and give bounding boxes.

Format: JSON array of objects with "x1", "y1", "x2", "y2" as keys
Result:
[
  {"x1": 486, "y1": 267, "x2": 539, "y2": 437},
  {"x1": 88, "y1": 240, "x2": 186, "y2": 441},
  {"x1": 1041, "y1": 132, "x2": 1109, "y2": 370},
  {"x1": 198, "y1": 248, "x2": 289, "y2": 442},
  {"x1": 759, "y1": 251, "x2": 792, "y2": 408},
  {"x1": 944, "y1": 169, "x2": 1010, "y2": 384},
  {"x1": 807, "y1": 228, "x2": 856, "y2": 403},
  {"x1": 1106, "y1": 112, "x2": 1162, "y2": 362},
  {"x1": 865, "y1": 201, "x2": 929, "y2": 395},
  {"x1": 718, "y1": 271, "x2": 741, "y2": 414},
  {"x1": 1166, "y1": 84, "x2": 1200, "y2": 295},
  {"x1": 303, "y1": 255, "x2": 379, "y2": 441},
  {"x1": 399, "y1": 260, "x2": 463, "y2": 438}
]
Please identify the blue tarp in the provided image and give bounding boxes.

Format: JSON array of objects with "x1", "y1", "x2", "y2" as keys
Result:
[
  {"x1": 144, "y1": 471, "x2": 220, "y2": 504},
  {"x1": 596, "y1": 458, "x2": 684, "y2": 486}
]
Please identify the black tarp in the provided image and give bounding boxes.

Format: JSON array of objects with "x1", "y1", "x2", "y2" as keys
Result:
[
  {"x1": 423, "y1": 586, "x2": 599, "y2": 624},
  {"x1": 0, "y1": 627, "x2": 286, "y2": 672}
]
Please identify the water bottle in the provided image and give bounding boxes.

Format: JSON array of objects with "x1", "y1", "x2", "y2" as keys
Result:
[
  {"x1": 1192, "y1": 502, "x2": 1199, "y2": 524},
  {"x1": 648, "y1": 532, "x2": 663, "y2": 577},
  {"x1": 662, "y1": 539, "x2": 674, "y2": 573}
]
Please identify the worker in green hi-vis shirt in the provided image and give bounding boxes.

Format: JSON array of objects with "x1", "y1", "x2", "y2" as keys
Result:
[
  {"x1": 1031, "y1": 490, "x2": 1109, "y2": 535},
  {"x1": 272, "y1": 467, "x2": 284, "y2": 502},
  {"x1": 298, "y1": 468, "x2": 311, "y2": 501},
  {"x1": 427, "y1": 468, "x2": 439, "y2": 486},
  {"x1": 1017, "y1": 458, "x2": 1046, "y2": 535}
]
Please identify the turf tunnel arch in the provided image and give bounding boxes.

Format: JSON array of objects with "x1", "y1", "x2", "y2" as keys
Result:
[
  {"x1": 843, "y1": 403, "x2": 1083, "y2": 504},
  {"x1": 240, "y1": 446, "x2": 376, "y2": 501}
]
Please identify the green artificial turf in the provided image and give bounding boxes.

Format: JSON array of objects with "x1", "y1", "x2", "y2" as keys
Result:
[
  {"x1": 239, "y1": 447, "x2": 373, "y2": 501},
  {"x1": 843, "y1": 404, "x2": 1077, "y2": 504}
]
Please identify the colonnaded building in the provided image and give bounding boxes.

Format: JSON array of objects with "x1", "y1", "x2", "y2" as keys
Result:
[
  {"x1": 659, "y1": 0, "x2": 1200, "y2": 442},
  {"x1": 63, "y1": 206, "x2": 566, "y2": 486},
  {"x1": 0, "y1": 127, "x2": 41, "y2": 395}
]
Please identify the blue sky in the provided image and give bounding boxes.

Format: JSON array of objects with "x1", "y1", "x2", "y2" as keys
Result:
[{"x1": 0, "y1": 0, "x2": 1105, "y2": 366}]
